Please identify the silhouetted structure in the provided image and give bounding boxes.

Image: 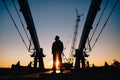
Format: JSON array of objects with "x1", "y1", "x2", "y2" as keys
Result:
[
  {"x1": 86, "y1": 61, "x2": 89, "y2": 68},
  {"x1": 74, "y1": 0, "x2": 102, "y2": 69},
  {"x1": 16, "y1": 61, "x2": 20, "y2": 66},
  {"x1": 92, "y1": 64, "x2": 95, "y2": 68},
  {"x1": 52, "y1": 36, "x2": 64, "y2": 73},
  {"x1": 18, "y1": 0, "x2": 45, "y2": 69},
  {"x1": 11, "y1": 61, "x2": 21, "y2": 72},
  {"x1": 28, "y1": 61, "x2": 32, "y2": 67},
  {"x1": 104, "y1": 61, "x2": 109, "y2": 67},
  {"x1": 113, "y1": 60, "x2": 120, "y2": 67}
]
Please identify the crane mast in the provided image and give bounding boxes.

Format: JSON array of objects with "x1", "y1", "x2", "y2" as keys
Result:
[
  {"x1": 18, "y1": 0, "x2": 45, "y2": 69},
  {"x1": 74, "y1": 0, "x2": 102, "y2": 69},
  {"x1": 69, "y1": 9, "x2": 83, "y2": 63}
]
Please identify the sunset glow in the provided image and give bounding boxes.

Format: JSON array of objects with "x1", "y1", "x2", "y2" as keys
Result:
[{"x1": 0, "y1": 0, "x2": 120, "y2": 69}]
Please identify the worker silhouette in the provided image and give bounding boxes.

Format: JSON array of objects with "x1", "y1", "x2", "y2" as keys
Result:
[{"x1": 52, "y1": 36, "x2": 64, "y2": 73}]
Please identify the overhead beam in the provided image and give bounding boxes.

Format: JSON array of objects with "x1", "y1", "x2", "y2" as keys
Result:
[
  {"x1": 74, "y1": 0, "x2": 102, "y2": 69},
  {"x1": 18, "y1": 0, "x2": 45, "y2": 69}
]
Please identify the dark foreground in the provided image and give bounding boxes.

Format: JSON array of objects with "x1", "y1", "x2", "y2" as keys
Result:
[{"x1": 0, "y1": 67, "x2": 120, "y2": 80}]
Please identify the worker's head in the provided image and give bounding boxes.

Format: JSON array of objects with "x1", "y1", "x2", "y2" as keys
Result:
[{"x1": 55, "y1": 36, "x2": 59, "y2": 41}]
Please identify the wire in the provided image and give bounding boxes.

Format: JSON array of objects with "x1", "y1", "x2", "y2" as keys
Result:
[
  {"x1": 2, "y1": 0, "x2": 29, "y2": 50},
  {"x1": 86, "y1": 0, "x2": 109, "y2": 52},
  {"x1": 12, "y1": 0, "x2": 34, "y2": 52},
  {"x1": 12, "y1": 0, "x2": 30, "y2": 43},
  {"x1": 92, "y1": 0, "x2": 119, "y2": 49},
  {"x1": 90, "y1": 0, "x2": 109, "y2": 42},
  {"x1": 86, "y1": 37, "x2": 91, "y2": 52}
]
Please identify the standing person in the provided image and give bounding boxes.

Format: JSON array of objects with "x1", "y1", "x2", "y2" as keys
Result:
[{"x1": 52, "y1": 36, "x2": 64, "y2": 73}]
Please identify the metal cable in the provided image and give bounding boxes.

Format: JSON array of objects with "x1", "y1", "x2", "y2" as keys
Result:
[
  {"x1": 90, "y1": 0, "x2": 109, "y2": 42},
  {"x1": 12, "y1": 0, "x2": 30, "y2": 43},
  {"x1": 2, "y1": 0, "x2": 29, "y2": 50},
  {"x1": 92, "y1": 0, "x2": 119, "y2": 49}
]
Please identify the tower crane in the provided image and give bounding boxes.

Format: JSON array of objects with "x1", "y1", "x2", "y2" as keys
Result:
[
  {"x1": 18, "y1": 0, "x2": 45, "y2": 69},
  {"x1": 69, "y1": 9, "x2": 83, "y2": 63},
  {"x1": 74, "y1": 0, "x2": 102, "y2": 69},
  {"x1": 62, "y1": 9, "x2": 83, "y2": 69}
]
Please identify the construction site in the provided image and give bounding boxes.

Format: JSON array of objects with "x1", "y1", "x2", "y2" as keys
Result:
[{"x1": 0, "y1": 0, "x2": 120, "y2": 80}]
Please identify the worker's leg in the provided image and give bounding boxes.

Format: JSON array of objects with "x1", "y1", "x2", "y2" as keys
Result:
[
  {"x1": 59, "y1": 54, "x2": 63, "y2": 73},
  {"x1": 53, "y1": 54, "x2": 56, "y2": 72}
]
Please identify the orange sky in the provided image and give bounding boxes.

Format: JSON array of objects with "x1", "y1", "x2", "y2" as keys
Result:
[{"x1": 0, "y1": 0, "x2": 120, "y2": 68}]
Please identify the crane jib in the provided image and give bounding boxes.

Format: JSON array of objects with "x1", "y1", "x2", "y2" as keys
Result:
[{"x1": 18, "y1": 0, "x2": 45, "y2": 69}]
